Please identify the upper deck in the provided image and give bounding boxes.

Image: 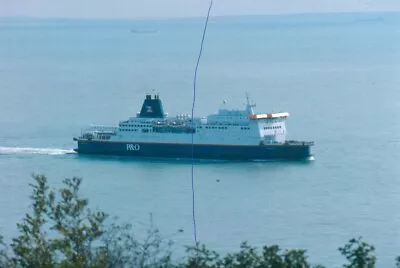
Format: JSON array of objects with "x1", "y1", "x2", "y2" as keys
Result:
[{"x1": 75, "y1": 93, "x2": 304, "y2": 145}]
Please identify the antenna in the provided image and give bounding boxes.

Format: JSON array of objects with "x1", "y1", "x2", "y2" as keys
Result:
[{"x1": 245, "y1": 92, "x2": 256, "y2": 114}]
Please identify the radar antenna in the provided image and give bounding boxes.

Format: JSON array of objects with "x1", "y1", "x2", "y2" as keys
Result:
[{"x1": 245, "y1": 92, "x2": 256, "y2": 114}]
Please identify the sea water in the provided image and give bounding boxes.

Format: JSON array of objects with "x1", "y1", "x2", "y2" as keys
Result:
[{"x1": 0, "y1": 12, "x2": 399, "y2": 266}]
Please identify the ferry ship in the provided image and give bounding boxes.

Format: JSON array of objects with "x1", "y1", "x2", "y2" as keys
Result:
[{"x1": 73, "y1": 93, "x2": 314, "y2": 160}]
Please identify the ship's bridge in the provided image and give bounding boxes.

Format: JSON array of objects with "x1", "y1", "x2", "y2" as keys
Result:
[{"x1": 207, "y1": 108, "x2": 250, "y2": 124}]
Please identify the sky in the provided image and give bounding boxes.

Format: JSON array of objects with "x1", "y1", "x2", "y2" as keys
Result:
[{"x1": 1, "y1": 0, "x2": 400, "y2": 19}]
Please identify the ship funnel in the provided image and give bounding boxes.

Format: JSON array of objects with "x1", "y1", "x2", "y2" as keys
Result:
[{"x1": 138, "y1": 94, "x2": 165, "y2": 118}]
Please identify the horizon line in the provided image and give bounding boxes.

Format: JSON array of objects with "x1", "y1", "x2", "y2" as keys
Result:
[{"x1": 0, "y1": 10, "x2": 399, "y2": 22}]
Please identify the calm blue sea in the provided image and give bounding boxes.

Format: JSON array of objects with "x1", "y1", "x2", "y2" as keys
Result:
[{"x1": 0, "y1": 12, "x2": 400, "y2": 266}]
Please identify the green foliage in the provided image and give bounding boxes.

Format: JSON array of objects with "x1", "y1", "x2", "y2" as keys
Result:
[
  {"x1": 0, "y1": 235, "x2": 13, "y2": 267},
  {"x1": 184, "y1": 243, "x2": 220, "y2": 267},
  {"x1": 338, "y1": 237, "x2": 376, "y2": 268},
  {"x1": 3, "y1": 174, "x2": 174, "y2": 268},
  {"x1": 11, "y1": 174, "x2": 55, "y2": 268},
  {"x1": 98, "y1": 218, "x2": 174, "y2": 268},
  {"x1": 0, "y1": 174, "x2": 398, "y2": 268},
  {"x1": 181, "y1": 242, "x2": 322, "y2": 268},
  {"x1": 47, "y1": 176, "x2": 106, "y2": 267},
  {"x1": 396, "y1": 256, "x2": 400, "y2": 268}
]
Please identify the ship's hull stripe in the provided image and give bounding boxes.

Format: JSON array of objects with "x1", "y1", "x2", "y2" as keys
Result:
[
  {"x1": 75, "y1": 140, "x2": 312, "y2": 160},
  {"x1": 76, "y1": 139, "x2": 312, "y2": 147}
]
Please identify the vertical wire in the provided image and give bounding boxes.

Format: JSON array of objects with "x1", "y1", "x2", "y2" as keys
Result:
[{"x1": 191, "y1": 0, "x2": 213, "y2": 245}]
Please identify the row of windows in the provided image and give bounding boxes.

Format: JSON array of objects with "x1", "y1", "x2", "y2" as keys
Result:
[
  {"x1": 120, "y1": 129, "x2": 139, "y2": 132},
  {"x1": 121, "y1": 124, "x2": 150, "y2": 128},
  {"x1": 121, "y1": 123, "x2": 266, "y2": 128},
  {"x1": 207, "y1": 123, "x2": 252, "y2": 126},
  {"x1": 119, "y1": 126, "x2": 280, "y2": 132},
  {"x1": 120, "y1": 127, "x2": 196, "y2": 134},
  {"x1": 204, "y1": 126, "x2": 252, "y2": 130},
  {"x1": 120, "y1": 126, "x2": 259, "y2": 132},
  {"x1": 120, "y1": 125, "x2": 251, "y2": 130},
  {"x1": 205, "y1": 126, "x2": 228, "y2": 129},
  {"x1": 152, "y1": 128, "x2": 196, "y2": 134},
  {"x1": 120, "y1": 127, "x2": 255, "y2": 133},
  {"x1": 264, "y1": 126, "x2": 282, "y2": 130}
]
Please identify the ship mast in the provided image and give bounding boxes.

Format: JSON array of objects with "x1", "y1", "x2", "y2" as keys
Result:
[{"x1": 246, "y1": 92, "x2": 256, "y2": 115}]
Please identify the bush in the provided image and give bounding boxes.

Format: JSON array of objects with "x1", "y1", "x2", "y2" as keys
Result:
[{"x1": 0, "y1": 174, "x2": 391, "y2": 267}]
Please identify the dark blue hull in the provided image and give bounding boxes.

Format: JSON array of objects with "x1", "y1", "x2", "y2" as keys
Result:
[{"x1": 74, "y1": 140, "x2": 313, "y2": 160}]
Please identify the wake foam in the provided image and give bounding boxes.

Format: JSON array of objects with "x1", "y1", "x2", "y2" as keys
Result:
[{"x1": 0, "y1": 146, "x2": 75, "y2": 155}]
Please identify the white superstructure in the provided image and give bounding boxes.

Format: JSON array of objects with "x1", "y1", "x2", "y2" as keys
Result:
[{"x1": 80, "y1": 94, "x2": 289, "y2": 146}]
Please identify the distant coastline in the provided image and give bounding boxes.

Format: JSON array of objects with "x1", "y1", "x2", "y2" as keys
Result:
[{"x1": 0, "y1": 10, "x2": 399, "y2": 23}]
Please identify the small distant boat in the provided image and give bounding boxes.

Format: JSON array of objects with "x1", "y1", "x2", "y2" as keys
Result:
[
  {"x1": 130, "y1": 29, "x2": 158, "y2": 34},
  {"x1": 73, "y1": 93, "x2": 314, "y2": 161},
  {"x1": 355, "y1": 17, "x2": 384, "y2": 23}
]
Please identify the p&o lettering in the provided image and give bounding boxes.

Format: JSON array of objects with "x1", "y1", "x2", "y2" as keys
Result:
[{"x1": 126, "y1": 144, "x2": 140, "y2": 151}]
